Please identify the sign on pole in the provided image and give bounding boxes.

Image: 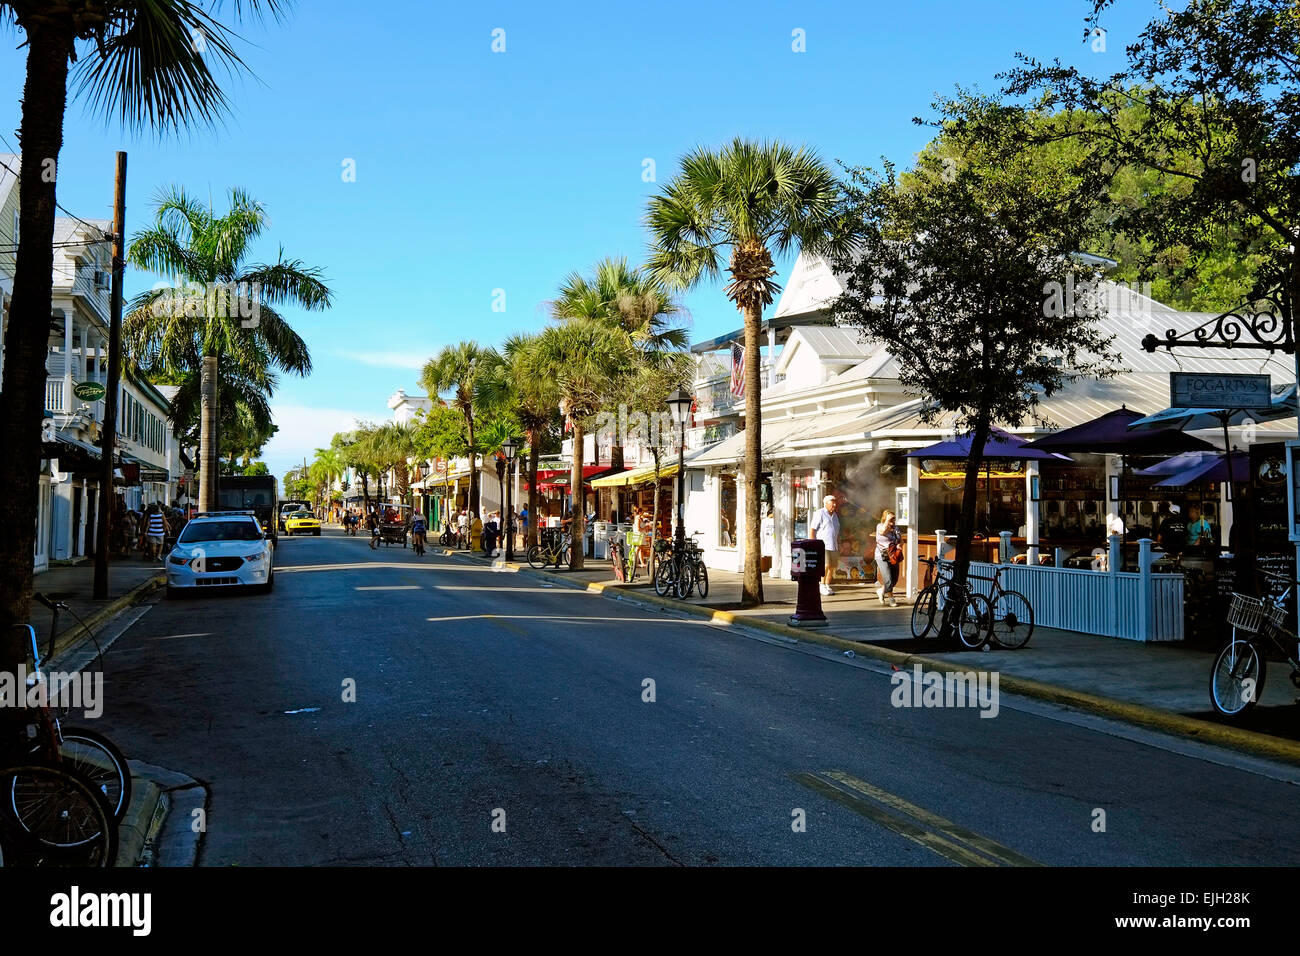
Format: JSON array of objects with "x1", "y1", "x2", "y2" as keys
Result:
[
  {"x1": 1169, "y1": 372, "x2": 1273, "y2": 409},
  {"x1": 72, "y1": 380, "x2": 106, "y2": 402}
]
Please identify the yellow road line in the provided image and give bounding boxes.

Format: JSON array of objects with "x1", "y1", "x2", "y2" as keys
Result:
[
  {"x1": 823, "y1": 770, "x2": 1042, "y2": 867},
  {"x1": 791, "y1": 772, "x2": 995, "y2": 867}
]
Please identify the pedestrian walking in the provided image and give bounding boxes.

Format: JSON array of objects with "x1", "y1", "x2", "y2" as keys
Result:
[
  {"x1": 875, "y1": 509, "x2": 902, "y2": 607},
  {"x1": 809, "y1": 494, "x2": 841, "y2": 597},
  {"x1": 144, "y1": 501, "x2": 169, "y2": 561}
]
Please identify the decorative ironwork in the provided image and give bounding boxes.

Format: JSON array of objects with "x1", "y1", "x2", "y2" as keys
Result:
[{"x1": 1141, "y1": 286, "x2": 1295, "y2": 354}]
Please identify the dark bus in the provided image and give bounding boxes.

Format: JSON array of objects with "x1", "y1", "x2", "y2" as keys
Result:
[{"x1": 215, "y1": 475, "x2": 279, "y2": 542}]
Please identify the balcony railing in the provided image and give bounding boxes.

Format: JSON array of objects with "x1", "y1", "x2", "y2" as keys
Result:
[{"x1": 45, "y1": 378, "x2": 65, "y2": 413}]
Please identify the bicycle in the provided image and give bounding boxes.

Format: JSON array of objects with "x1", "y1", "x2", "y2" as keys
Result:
[
  {"x1": 608, "y1": 532, "x2": 627, "y2": 582},
  {"x1": 653, "y1": 534, "x2": 706, "y2": 599},
  {"x1": 1210, "y1": 567, "x2": 1300, "y2": 718},
  {"x1": 527, "y1": 530, "x2": 572, "y2": 570},
  {"x1": 910, "y1": 558, "x2": 995, "y2": 649},
  {"x1": 17, "y1": 605, "x2": 132, "y2": 822}
]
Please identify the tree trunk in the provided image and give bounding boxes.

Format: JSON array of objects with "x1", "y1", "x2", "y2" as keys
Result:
[
  {"x1": 198, "y1": 354, "x2": 219, "y2": 511},
  {"x1": 741, "y1": 301, "x2": 764, "y2": 605},
  {"x1": 650, "y1": 446, "x2": 662, "y2": 574},
  {"x1": 466, "y1": 412, "x2": 479, "y2": 517},
  {"x1": 941, "y1": 419, "x2": 991, "y2": 643},
  {"x1": 360, "y1": 472, "x2": 370, "y2": 512},
  {"x1": 527, "y1": 436, "x2": 540, "y2": 549},
  {"x1": 0, "y1": 25, "x2": 72, "y2": 746},
  {"x1": 569, "y1": 419, "x2": 585, "y2": 570}
]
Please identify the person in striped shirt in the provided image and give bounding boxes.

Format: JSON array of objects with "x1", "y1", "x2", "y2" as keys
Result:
[{"x1": 144, "y1": 502, "x2": 170, "y2": 561}]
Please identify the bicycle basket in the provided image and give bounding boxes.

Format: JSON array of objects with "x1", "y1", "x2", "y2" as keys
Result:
[
  {"x1": 1264, "y1": 600, "x2": 1291, "y2": 632},
  {"x1": 1227, "y1": 593, "x2": 1266, "y2": 634}
]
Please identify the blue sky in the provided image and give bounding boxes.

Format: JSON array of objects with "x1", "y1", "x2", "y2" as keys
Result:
[{"x1": 0, "y1": 0, "x2": 1153, "y2": 481}]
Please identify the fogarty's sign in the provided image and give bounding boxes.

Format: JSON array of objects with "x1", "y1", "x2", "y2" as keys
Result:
[{"x1": 1169, "y1": 372, "x2": 1273, "y2": 409}]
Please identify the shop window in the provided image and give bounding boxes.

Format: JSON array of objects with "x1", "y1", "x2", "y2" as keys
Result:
[{"x1": 719, "y1": 473, "x2": 737, "y2": 548}]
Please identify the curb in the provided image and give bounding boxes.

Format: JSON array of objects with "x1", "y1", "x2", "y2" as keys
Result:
[
  {"x1": 443, "y1": 548, "x2": 1300, "y2": 768},
  {"x1": 121, "y1": 760, "x2": 208, "y2": 867},
  {"x1": 49, "y1": 573, "x2": 166, "y2": 660}
]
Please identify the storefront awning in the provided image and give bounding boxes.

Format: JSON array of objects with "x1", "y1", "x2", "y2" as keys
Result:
[{"x1": 591, "y1": 462, "x2": 678, "y2": 488}]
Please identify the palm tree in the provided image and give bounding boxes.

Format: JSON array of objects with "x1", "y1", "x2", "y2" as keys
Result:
[
  {"x1": 421, "y1": 342, "x2": 501, "y2": 518},
  {"x1": 0, "y1": 1, "x2": 291, "y2": 700},
  {"x1": 376, "y1": 421, "x2": 418, "y2": 504},
  {"x1": 533, "y1": 319, "x2": 633, "y2": 570},
  {"x1": 124, "y1": 186, "x2": 331, "y2": 511},
  {"x1": 646, "y1": 139, "x2": 845, "y2": 605},
  {"x1": 551, "y1": 257, "x2": 689, "y2": 469},
  {"x1": 476, "y1": 333, "x2": 561, "y2": 549}
]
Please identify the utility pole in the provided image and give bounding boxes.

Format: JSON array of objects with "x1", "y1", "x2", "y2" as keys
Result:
[{"x1": 93, "y1": 152, "x2": 126, "y2": 599}]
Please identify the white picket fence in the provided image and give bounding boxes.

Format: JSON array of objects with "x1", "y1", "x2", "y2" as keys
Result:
[{"x1": 937, "y1": 533, "x2": 1184, "y2": 642}]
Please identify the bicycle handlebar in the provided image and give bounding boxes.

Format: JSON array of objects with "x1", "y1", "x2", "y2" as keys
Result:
[{"x1": 33, "y1": 592, "x2": 67, "y2": 611}]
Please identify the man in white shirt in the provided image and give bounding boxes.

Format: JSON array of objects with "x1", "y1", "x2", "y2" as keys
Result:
[{"x1": 809, "y1": 494, "x2": 841, "y2": 596}]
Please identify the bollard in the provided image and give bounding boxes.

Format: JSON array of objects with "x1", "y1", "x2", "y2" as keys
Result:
[{"x1": 788, "y1": 538, "x2": 828, "y2": 627}]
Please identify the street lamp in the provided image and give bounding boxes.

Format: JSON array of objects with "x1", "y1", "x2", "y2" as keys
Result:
[
  {"x1": 503, "y1": 437, "x2": 519, "y2": 561},
  {"x1": 666, "y1": 389, "x2": 692, "y2": 550}
]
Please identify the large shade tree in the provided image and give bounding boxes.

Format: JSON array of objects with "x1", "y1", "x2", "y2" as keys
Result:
[
  {"x1": 0, "y1": 0, "x2": 293, "y2": 732},
  {"x1": 124, "y1": 185, "x2": 331, "y2": 510},
  {"x1": 420, "y1": 342, "x2": 501, "y2": 518},
  {"x1": 830, "y1": 95, "x2": 1120, "y2": 639},
  {"x1": 646, "y1": 139, "x2": 846, "y2": 605}
]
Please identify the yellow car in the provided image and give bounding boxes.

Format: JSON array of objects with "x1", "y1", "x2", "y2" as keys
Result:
[{"x1": 284, "y1": 511, "x2": 321, "y2": 536}]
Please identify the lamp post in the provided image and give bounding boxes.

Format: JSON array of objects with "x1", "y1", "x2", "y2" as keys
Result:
[
  {"x1": 503, "y1": 437, "x2": 518, "y2": 561},
  {"x1": 666, "y1": 389, "x2": 692, "y2": 550}
]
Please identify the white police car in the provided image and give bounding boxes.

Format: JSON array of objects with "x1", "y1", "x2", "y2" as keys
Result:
[{"x1": 165, "y1": 512, "x2": 274, "y2": 597}]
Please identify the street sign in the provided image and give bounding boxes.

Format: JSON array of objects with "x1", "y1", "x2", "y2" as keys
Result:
[
  {"x1": 1169, "y1": 372, "x2": 1272, "y2": 409},
  {"x1": 72, "y1": 380, "x2": 106, "y2": 401}
]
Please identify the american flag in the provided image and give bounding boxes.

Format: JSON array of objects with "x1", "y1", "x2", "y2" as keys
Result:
[{"x1": 729, "y1": 342, "x2": 745, "y2": 398}]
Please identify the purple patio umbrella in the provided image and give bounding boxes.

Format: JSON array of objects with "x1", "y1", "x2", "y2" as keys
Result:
[
  {"x1": 907, "y1": 427, "x2": 1070, "y2": 534},
  {"x1": 1153, "y1": 451, "x2": 1251, "y2": 489},
  {"x1": 1021, "y1": 407, "x2": 1215, "y2": 455},
  {"x1": 1022, "y1": 407, "x2": 1215, "y2": 546}
]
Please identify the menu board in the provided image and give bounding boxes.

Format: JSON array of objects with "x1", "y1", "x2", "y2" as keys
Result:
[
  {"x1": 1250, "y1": 443, "x2": 1290, "y2": 553},
  {"x1": 1215, "y1": 552, "x2": 1295, "y2": 601}
]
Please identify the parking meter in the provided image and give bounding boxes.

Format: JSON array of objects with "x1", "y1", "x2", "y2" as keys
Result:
[{"x1": 789, "y1": 537, "x2": 828, "y2": 627}]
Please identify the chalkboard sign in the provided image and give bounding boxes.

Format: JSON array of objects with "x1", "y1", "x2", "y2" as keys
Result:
[
  {"x1": 1214, "y1": 552, "x2": 1295, "y2": 600},
  {"x1": 1251, "y1": 443, "x2": 1291, "y2": 553}
]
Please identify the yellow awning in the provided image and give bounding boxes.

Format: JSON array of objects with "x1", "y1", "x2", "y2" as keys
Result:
[{"x1": 591, "y1": 462, "x2": 680, "y2": 488}]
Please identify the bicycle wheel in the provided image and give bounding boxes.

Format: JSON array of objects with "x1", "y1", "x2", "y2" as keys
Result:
[
  {"x1": 694, "y1": 562, "x2": 709, "y2": 598},
  {"x1": 676, "y1": 560, "x2": 696, "y2": 599},
  {"x1": 911, "y1": 585, "x2": 938, "y2": 639},
  {"x1": 1210, "y1": 638, "x2": 1265, "y2": 717},
  {"x1": 957, "y1": 591, "x2": 990, "y2": 649},
  {"x1": 3, "y1": 763, "x2": 117, "y2": 866},
  {"x1": 527, "y1": 545, "x2": 547, "y2": 570},
  {"x1": 990, "y1": 590, "x2": 1035, "y2": 650},
  {"x1": 30, "y1": 727, "x2": 131, "y2": 822},
  {"x1": 654, "y1": 559, "x2": 675, "y2": 597},
  {"x1": 555, "y1": 544, "x2": 571, "y2": 569}
]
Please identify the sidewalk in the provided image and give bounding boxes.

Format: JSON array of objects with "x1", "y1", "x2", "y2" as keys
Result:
[
  {"x1": 452, "y1": 543, "x2": 1300, "y2": 752},
  {"x1": 30, "y1": 555, "x2": 164, "y2": 660}
]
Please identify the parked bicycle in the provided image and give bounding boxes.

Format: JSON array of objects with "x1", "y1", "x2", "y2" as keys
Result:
[
  {"x1": 1, "y1": 608, "x2": 125, "y2": 866},
  {"x1": 1211, "y1": 567, "x2": 1300, "y2": 718},
  {"x1": 653, "y1": 533, "x2": 708, "y2": 599},
  {"x1": 910, "y1": 558, "x2": 994, "y2": 649},
  {"x1": 527, "y1": 530, "x2": 572, "y2": 570}
]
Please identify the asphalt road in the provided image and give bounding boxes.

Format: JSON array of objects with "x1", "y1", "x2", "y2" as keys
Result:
[{"x1": 90, "y1": 528, "x2": 1300, "y2": 865}]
